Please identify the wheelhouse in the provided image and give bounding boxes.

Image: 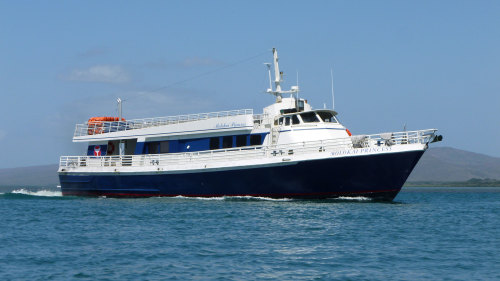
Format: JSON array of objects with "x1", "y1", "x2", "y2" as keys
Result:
[{"x1": 275, "y1": 110, "x2": 339, "y2": 126}]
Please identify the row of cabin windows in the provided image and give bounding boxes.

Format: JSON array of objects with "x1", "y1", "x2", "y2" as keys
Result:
[
  {"x1": 147, "y1": 141, "x2": 169, "y2": 154},
  {"x1": 146, "y1": 134, "x2": 263, "y2": 154},
  {"x1": 276, "y1": 111, "x2": 337, "y2": 126},
  {"x1": 89, "y1": 134, "x2": 264, "y2": 156},
  {"x1": 213, "y1": 134, "x2": 262, "y2": 150}
]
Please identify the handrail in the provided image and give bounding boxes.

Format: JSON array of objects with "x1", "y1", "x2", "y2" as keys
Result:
[
  {"x1": 351, "y1": 129, "x2": 437, "y2": 147},
  {"x1": 74, "y1": 109, "x2": 254, "y2": 137},
  {"x1": 61, "y1": 129, "x2": 436, "y2": 169}
]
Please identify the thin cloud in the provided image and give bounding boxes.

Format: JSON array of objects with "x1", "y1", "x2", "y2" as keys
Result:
[{"x1": 66, "y1": 65, "x2": 130, "y2": 83}]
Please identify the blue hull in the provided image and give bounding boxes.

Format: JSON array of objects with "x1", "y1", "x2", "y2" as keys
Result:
[{"x1": 59, "y1": 150, "x2": 424, "y2": 201}]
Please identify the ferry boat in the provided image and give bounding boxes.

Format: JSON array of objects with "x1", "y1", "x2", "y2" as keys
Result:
[{"x1": 58, "y1": 48, "x2": 442, "y2": 200}]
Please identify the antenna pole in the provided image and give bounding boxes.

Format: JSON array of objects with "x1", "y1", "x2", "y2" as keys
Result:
[
  {"x1": 117, "y1": 98, "x2": 122, "y2": 119},
  {"x1": 330, "y1": 68, "x2": 335, "y2": 110}
]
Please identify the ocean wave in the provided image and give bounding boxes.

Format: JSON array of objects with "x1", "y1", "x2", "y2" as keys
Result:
[
  {"x1": 230, "y1": 196, "x2": 293, "y2": 201},
  {"x1": 173, "y1": 195, "x2": 225, "y2": 201},
  {"x1": 10, "y1": 189, "x2": 62, "y2": 197},
  {"x1": 171, "y1": 195, "x2": 292, "y2": 201},
  {"x1": 335, "y1": 196, "x2": 372, "y2": 201}
]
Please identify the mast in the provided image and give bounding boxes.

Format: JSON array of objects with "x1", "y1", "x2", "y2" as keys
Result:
[
  {"x1": 273, "y1": 48, "x2": 282, "y2": 93},
  {"x1": 265, "y1": 48, "x2": 299, "y2": 99}
]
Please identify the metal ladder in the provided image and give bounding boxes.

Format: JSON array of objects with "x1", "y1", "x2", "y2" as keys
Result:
[{"x1": 270, "y1": 126, "x2": 281, "y2": 145}]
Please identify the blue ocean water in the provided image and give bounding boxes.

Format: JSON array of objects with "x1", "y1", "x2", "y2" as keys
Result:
[{"x1": 0, "y1": 187, "x2": 498, "y2": 280}]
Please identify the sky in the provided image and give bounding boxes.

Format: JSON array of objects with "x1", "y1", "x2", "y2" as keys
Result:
[{"x1": 0, "y1": 1, "x2": 499, "y2": 168}]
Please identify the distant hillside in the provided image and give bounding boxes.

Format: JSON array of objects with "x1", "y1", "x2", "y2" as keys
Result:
[
  {"x1": 408, "y1": 147, "x2": 500, "y2": 182},
  {"x1": 0, "y1": 164, "x2": 59, "y2": 187}
]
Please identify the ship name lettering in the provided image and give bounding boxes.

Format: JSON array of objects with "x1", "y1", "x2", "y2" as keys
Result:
[
  {"x1": 216, "y1": 123, "x2": 230, "y2": 128},
  {"x1": 330, "y1": 147, "x2": 392, "y2": 156},
  {"x1": 216, "y1": 122, "x2": 245, "y2": 129}
]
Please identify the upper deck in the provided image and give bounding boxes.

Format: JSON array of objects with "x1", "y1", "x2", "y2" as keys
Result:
[{"x1": 73, "y1": 109, "x2": 264, "y2": 142}]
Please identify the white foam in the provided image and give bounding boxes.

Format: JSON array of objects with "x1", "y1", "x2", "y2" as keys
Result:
[
  {"x1": 173, "y1": 195, "x2": 225, "y2": 201},
  {"x1": 11, "y1": 189, "x2": 62, "y2": 197},
  {"x1": 172, "y1": 195, "x2": 292, "y2": 201},
  {"x1": 230, "y1": 196, "x2": 292, "y2": 201},
  {"x1": 336, "y1": 196, "x2": 372, "y2": 201}
]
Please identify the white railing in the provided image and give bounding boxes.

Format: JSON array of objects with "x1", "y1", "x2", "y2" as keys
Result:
[
  {"x1": 60, "y1": 138, "x2": 352, "y2": 169},
  {"x1": 351, "y1": 129, "x2": 437, "y2": 148},
  {"x1": 60, "y1": 129, "x2": 437, "y2": 169},
  {"x1": 252, "y1": 113, "x2": 272, "y2": 129},
  {"x1": 74, "y1": 109, "x2": 254, "y2": 137}
]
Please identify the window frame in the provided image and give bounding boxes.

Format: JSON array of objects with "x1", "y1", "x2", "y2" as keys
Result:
[
  {"x1": 299, "y1": 112, "x2": 320, "y2": 123},
  {"x1": 316, "y1": 111, "x2": 338, "y2": 123}
]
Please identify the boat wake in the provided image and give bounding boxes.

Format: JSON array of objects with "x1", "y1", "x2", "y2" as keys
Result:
[
  {"x1": 172, "y1": 195, "x2": 293, "y2": 202},
  {"x1": 0, "y1": 189, "x2": 374, "y2": 202},
  {"x1": 168, "y1": 195, "x2": 373, "y2": 202},
  {"x1": 335, "y1": 196, "x2": 373, "y2": 201},
  {"x1": 9, "y1": 189, "x2": 62, "y2": 197}
]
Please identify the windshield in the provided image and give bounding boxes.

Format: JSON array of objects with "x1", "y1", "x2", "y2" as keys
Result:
[
  {"x1": 300, "y1": 112, "x2": 319, "y2": 123},
  {"x1": 317, "y1": 111, "x2": 338, "y2": 123}
]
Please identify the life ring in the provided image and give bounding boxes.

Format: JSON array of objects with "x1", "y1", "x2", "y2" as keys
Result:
[
  {"x1": 346, "y1": 128, "x2": 352, "y2": 136},
  {"x1": 107, "y1": 142, "x2": 115, "y2": 155}
]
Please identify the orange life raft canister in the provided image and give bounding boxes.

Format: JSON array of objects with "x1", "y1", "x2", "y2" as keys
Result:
[{"x1": 87, "y1": 117, "x2": 126, "y2": 135}]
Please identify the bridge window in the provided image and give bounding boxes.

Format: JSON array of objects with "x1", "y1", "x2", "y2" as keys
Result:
[
  {"x1": 300, "y1": 112, "x2": 319, "y2": 123},
  {"x1": 317, "y1": 112, "x2": 338, "y2": 123},
  {"x1": 285, "y1": 117, "x2": 290, "y2": 126},
  {"x1": 292, "y1": 115, "x2": 300, "y2": 125}
]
